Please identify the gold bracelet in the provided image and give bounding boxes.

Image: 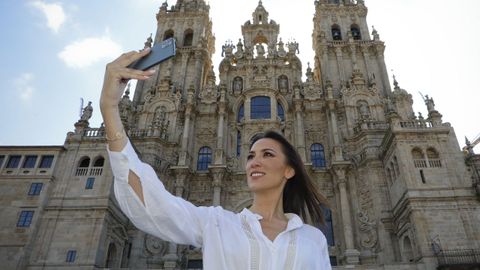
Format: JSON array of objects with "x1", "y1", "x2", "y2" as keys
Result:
[{"x1": 105, "y1": 129, "x2": 126, "y2": 142}]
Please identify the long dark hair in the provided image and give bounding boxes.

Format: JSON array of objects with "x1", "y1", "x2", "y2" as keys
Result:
[{"x1": 250, "y1": 131, "x2": 329, "y2": 225}]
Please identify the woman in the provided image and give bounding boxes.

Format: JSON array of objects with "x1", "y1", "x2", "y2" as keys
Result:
[{"x1": 101, "y1": 49, "x2": 332, "y2": 269}]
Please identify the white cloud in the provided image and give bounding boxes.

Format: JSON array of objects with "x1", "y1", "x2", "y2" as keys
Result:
[
  {"x1": 58, "y1": 36, "x2": 123, "y2": 69},
  {"x1": 31, "y1": 1, "x2": 66, "y2": 33},
  {"x1": 14, "y1": 73, "x2": 35, "y2": 101}
]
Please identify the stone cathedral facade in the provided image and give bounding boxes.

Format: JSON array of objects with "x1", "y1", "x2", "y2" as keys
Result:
[{"x1": 1, "y1": 0, "x2": 479, "y2": 269}]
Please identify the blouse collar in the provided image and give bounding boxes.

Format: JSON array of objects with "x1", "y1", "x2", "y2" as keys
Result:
[{"x1": 240, "y1": 208, "x2": 304, "y2": 232}]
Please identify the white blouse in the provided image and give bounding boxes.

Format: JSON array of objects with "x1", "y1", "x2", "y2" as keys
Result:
[{"x1": 108, "y1": 140, "x2": 332, "y2": 270}]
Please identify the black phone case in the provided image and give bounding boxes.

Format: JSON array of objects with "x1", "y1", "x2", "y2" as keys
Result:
[{"x1": 128, "y1": 38, "x2": 176, "y2": 71}]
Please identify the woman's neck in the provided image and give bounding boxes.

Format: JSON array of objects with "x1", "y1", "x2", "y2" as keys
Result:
[{"x1": 249, "y1": 191, "x2": 286, "y2": 222}]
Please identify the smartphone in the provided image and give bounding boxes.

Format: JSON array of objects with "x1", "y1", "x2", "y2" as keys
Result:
[{"x1": 128, "y1": 38, "x2": 176, "y2": 71}]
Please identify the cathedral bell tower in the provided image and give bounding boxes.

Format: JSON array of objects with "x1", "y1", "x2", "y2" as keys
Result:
[
  {"x1": 124, "y1": 0, "x2": 215, "y2": 166},
  {"x1": 118, "y1": 1, "x2": 215, "y2": 268},
  {"x1": 312, "y1": 0, "x2": 390, "y2": 97}
]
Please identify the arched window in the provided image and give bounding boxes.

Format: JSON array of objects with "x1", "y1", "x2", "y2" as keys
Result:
[
  {"x1": 79, "y1": 157, "x2": 90, "y2": 168},
  {"x1": 427, "y1": 147, "x2": 442, "y2": 168},
  {"x1": 197, "y1": 147, "x2": 212, "y2": 171},
  {"x1": 426, "y1": 148, "x2": 440, "y2": 159},
  {"x1": 237, "y1": 104, "x2": 244, "y2": 123},
  {"x1": 412, "y1": 148, "x2": 427, "y2": 168},
  {"x1": 311, "y1": 144, "x2": 326, "y2": 168},
  {"x1": 183, "y1": 29, "x2": 193, "y2": 46},
  {"x1": 251, "y1": 96, "x2": 271, "y2": 119},
  {"x1": 76, "y1": 157, "x2": 90, "y2": 176},
  {"x1": 163, "y1": 29, "x2": 174, "y2": 41},
  {"x1": 91, "y1": 156, "x2": 105, "y2": 176},
  {"x1": 93, "y1": 157, "x2": 104, "y2": 167},
  {"x1": 105, "y1": 243, "x2": 117, "y2": 268},
  {"x1": 331, "y1": 25, "x2": 342, "y2": 40},
  {"x1": 351, "y1": 24, "x2": 361, "y2": 40},
  {"x1": 277, "y1": 102, "x2": 285, "y2": 122},
  {"x1": 318, "y1": 207, "x2": 335, "y2": 246}
]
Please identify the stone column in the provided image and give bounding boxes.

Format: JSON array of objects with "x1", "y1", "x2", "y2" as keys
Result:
[
  {"x1": 178, "y1": 87, "x2": 195, "y2": 166},
  {"x1": 361, "y1": 46, "x2": 371, "y2": 80},
  {"x1": 333, "y1": 166, "x2": 360, "y2": 265},
  {"x1": 335, "y1": 47, "x2": 346, "y2": 82},
  {"x1": 194, "y1": 50, "x2": 204, "y2": 91},
  {"x1": 375, "y1": 44, "x2": 391, "y2": 95},
  {"x1": 163, "y1": 167, "x2": 190, "y2": 269},
  {"x1": 321, "y1": 46, "x2": 330, "y2": 81},
  {"x1": 209, "y1": 166, "x2": 227, "y2": 206},
  {"x1": 350, "y1": 45, "x2": 358, "y2": 70},
  {"x1": 179, "y1": 54, "x2": 189, "y2": 95},
  {"x1": 293, "y1": 87, "x2": 306, "y2": 161},
  {"x1": 129, "y1": 230, "x2": 147, "y2": 268},
  {"x1": 326, "y1": 93, "x2": 343, "y2": 161},
  {"x1": 214, "y1": 88, "x2": 227, "y2": 164}
]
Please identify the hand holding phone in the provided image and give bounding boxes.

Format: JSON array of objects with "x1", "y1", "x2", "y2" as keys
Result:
[{"x1": 128, "y1": 38, "x2": 176, "y2": 71}]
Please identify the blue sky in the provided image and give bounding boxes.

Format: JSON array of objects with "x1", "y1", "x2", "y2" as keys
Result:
[{"x1": 1, "y1": 0, "x2": 479, "y2": 152}]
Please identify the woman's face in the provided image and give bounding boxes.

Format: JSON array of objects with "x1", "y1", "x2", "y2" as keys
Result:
[{"x1": 246, "y1": 138, "x2": 295, "y2": 193}]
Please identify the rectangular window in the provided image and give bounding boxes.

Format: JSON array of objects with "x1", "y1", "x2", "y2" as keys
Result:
[
  {"x1": 85, "y1": 177, "x2": 95, "y2": 189},
  {"x1": 28, "y1": 183, "x2": 43, "y2": 196},
  {"x1": 39, "y1": 155, "x2": 54, "y2": 168},
  {"x1": 0, "y1": 155, "x2": 5, "y2": 168},
  {"x1": 22, "y1": 155, "x2": 38, "y2": 168},
  {"x1": 66, "y1": 250, "x2": 77, "y2": 262},
  {"x1": 17, "y1": 211, "x2": 34, "y2": 227},
  {"x1": 6, "y1": 155, "x2": 21, "y2": 168}
]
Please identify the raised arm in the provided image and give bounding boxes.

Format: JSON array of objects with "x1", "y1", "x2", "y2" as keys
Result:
[{"x1": 99, "y1": 49, "x2": 155, "y2": 204}]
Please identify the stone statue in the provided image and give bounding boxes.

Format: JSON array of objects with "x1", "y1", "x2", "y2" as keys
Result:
[
  {"x1": 221, "y1": 41, "x2": 235, "y2": 58},
  {"x1": 278, "y1": 76, "x2": 288, "y2": 91},
  {"x1": 359, "y1": 102, "x2": 370, "y2": 118},
  {"x1": 80, "y1": 101, "x2": 93, "y2": 121},
  {"x1": 236, "y1": 39, "x2": 244, "y2": 53},
  {"x1": 161, "y1": 1, "x2": 168, "y2": 10},
  {"x1": 287, "y1": 41, "x2": 299, "y2": 54},
  {"x1": 424, "y1": 95, "x2": 436, "y2": 112},
  {"x1": 255, "y1": 43, "x2": 265, "y2": 57},
  {"x1": 277, "y1": 39, "x2": 286, "y2": 57},
  {"x1": 386, "y1": 97, "x2": 396, "y2": 113},
  {"x1": 233, "y1": 77, "x2": 243, "y2": 93},
  {"x1": 268, "y1": 43, "x2": 276, "y2": 58}
]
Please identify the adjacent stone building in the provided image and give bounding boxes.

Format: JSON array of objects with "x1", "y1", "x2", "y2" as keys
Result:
[{"x1": 1, "y1": 0, "x2": 479, "y2": 269}]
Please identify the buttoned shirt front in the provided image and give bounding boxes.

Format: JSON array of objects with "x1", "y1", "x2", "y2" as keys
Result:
[{"x1": 108, "y1": 140, "x2": 332, "y2": 270}]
